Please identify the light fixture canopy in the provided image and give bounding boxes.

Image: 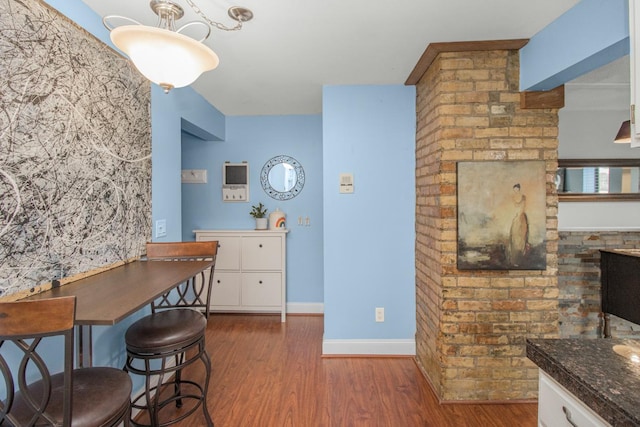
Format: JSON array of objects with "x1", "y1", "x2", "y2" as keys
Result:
[
  {"x1": 103, "y1": 0, "x2": 253, "y2": 93},
  {"x1": 614, "y1": 120, "x2": 631, "y2": 144}
]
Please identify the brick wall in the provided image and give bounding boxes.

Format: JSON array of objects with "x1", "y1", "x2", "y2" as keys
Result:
[
  {"x1": 415, "y1": 48, "x2": 560, "y2": 401},
  {"x1": 558, "y1": 230, "x2": 640, "y2": 338}
]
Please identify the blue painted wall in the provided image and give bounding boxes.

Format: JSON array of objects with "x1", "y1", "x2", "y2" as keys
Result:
[
  {"x1": 181, "y1": 115, "x2": 324, "y2": 304},
  {"x1": 521, "y1": 0, "x2": 629, "y2": 90},
  {"x1": 322, "y1": 85, "x2": 416, "y2": 340},
  {"x1": 151, "y1": 87, "x2": 225, "y2": 242}
]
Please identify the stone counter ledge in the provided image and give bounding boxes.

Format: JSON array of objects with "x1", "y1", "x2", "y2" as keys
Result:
[{"x1": 526, "y1": 338, "x2": 640, "y2": 427}]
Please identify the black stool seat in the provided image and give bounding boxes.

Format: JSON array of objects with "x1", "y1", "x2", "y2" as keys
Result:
[
  {"x1": 124, "y1": 309, "x2": 212, "y2": 427},
  {"x1": 10, "y1": 368, "x2": 132, "y2": 427},
  {"x1": 125, "y1": 309, "x2": 206, "y2": 354},
  {"x1": 124, "y1": 241, "x2": 217, "y2": 427}
]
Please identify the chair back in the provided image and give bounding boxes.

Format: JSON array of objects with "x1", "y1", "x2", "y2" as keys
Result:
[
  {"x1": 0, "y1": 296, "x2": 76, "y2": 426},
  {"x1": 145, "y1": 241, "x2": 218, "y2": 318}
]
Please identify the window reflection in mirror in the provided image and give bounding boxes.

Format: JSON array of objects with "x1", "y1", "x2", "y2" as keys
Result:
[
  {"x1": 268, "y1": 163, "x2": 297, "y2": 192},
  {"x1": 557, "y1": 159, "x2": 640, "y2": 201},
  {"x1": 560, "y1": 166, "x2": 639, "y2": 193}
]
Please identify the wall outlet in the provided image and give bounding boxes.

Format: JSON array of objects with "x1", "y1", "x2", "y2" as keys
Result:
[
  {"x1": 375, "y1": 307, "x2": 384, "y2": 323},
  {"x1": 155, "y1": 219, "x2": 167, "y2": 238}
]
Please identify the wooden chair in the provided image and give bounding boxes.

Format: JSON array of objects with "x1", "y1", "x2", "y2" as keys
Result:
[
  {"x1": 0, "y1": 296, "x2": 132, "y2": 426},
  {"x1": 146, "y1": 242, "x2": 218, "y2": 317},
  {"x1": 124, "y1": 241, "x2": 218, "y2": 427}
]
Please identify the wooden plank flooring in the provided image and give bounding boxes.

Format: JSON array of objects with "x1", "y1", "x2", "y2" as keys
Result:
[{"x1": 158, "y1": 314, "x2": 537, "y2": 426}]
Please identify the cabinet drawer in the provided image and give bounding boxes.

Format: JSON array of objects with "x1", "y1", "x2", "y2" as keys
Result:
[
  {"x1": 197, "y1": 235, "x2": 241, "y2": 270},
  {"x1": 538, "y1": 371, "x2": 610, "y2": 427},
  {"x1": 210, "y1": 272, "x2": 241, "y2": 306},
  {"x1": 241, "y1": 237, "x2": 282, "y2": 270},
  {"x1": 241, "y1": 272, "x2": 282, "y2": 306}
]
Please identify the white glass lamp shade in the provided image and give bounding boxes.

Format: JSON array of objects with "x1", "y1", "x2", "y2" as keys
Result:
[{"x1": 110, "y1": 25, "x2": 219, "y2": 92}]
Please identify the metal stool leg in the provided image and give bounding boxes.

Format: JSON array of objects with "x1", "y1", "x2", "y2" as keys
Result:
[
  {"x1": 125, "y1": 341, "x2": 213, "y2": 426},
  {"x1": 200, "y1": 345, "x2": 214, "y2": 427},
  {"x1": 174, "y1": 353, "x2": 184, "y2": 408}
]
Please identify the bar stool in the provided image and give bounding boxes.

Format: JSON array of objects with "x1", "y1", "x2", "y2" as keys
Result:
[
  {"x1": 124, "y1": 241, "x2": 218, "y2": 427},
  {"x1": 0, "y1": 296, "x2": 132, "y2": 426}
]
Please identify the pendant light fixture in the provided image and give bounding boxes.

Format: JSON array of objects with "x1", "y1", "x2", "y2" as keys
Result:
[
  {"x1": 614, "y1": 120, "x2": 631, "y2": 144},
  {"x1": 103, "y1": 0, "x2": 253, "y2": 93}
]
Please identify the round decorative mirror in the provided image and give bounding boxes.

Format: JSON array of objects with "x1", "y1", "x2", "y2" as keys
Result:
[{"x1": 260, "y1": 155, "x2": 305, "y2": 200}]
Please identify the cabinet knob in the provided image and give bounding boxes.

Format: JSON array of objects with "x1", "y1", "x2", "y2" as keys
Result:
[
  {"x1": 259, "y1": 280, "x2": 263, "y2": 284},
  {"x1": 259, "y1": 244, "x2": 263, "y2": 248},
  {"x1": 217, "y1": 280, "x2": 221, "y2": 284}
]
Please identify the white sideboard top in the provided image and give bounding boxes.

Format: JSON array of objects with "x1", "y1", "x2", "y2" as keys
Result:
[{"x1": 193, "y1": 229, "x2": 289, "y2": 235}]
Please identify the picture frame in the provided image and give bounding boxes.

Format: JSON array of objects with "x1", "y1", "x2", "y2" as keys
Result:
[{"x1": 457, "y1": 161, "x2": 547, "y2": 270}]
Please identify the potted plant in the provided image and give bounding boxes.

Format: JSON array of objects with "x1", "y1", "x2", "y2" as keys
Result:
[{"x1": 250, "y1": 202, "x2": 268, "y2": 230}]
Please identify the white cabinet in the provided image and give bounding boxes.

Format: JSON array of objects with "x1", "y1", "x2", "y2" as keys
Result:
[
  {"x1": 630, "y1": 0, "x2": 640, "y2": 147},
  {"x1": 194, "y1": 230, "x2": 288, "y2": 322},
  {"x1": 537, "y1": 370, "x2": 610, "y2": 427}
]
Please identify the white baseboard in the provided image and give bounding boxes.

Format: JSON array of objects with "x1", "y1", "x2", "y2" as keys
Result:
[
  {"x1": 286, "y1": 302, "x2": 324, "y2": 314},
  {"x1": 322, "y1": 338, "x2": 416, "y2": 356}
]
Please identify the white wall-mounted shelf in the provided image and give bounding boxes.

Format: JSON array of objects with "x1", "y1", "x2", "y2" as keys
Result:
[{"x1": 181, "y1": 169, "x2": 207, "y2": 184}]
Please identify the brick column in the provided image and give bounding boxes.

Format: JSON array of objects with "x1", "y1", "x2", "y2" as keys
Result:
[{"x1": 415, "y1": 48, "x2": 559, "y2": 401}]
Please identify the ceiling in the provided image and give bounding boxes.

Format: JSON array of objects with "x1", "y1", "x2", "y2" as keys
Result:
[{"x1": 80, "y1": 0, "x2": 583, "y2": 116}]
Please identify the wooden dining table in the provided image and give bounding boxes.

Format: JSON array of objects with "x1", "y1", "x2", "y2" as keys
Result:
[{"x1": 22, "y1": 259, "x2": 215, "y2": 367}]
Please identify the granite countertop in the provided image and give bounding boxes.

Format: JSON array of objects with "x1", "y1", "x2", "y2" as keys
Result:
[{"x1": 527, "y1": 338, "x2": 640, "y2": 426}]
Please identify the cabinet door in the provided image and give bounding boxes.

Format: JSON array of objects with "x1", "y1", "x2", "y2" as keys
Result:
[
  {"x1": 241, "y1": 272, "x2": 282, "y2": 306},
  {"x1": 538, "y1": 371, "x2": 610, "y2": 427},
  {"x1": 241, "y1": 237, "x2": 282, "y2": 270},
  {"x1": 197, "y1": 235, "x2": 241, "y2": 270},
  {"x1": 210, "y1": 272, "x2": 241, "y2": 306}
]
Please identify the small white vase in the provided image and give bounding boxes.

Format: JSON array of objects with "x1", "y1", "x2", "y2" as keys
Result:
[{"x1": 255, "y1": 218, "x2": 268, "y2": 230}]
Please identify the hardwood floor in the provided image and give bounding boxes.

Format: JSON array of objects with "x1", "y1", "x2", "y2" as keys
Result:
[{"x1": 157, "y1": 314, "x2": 537, "y2": 427}]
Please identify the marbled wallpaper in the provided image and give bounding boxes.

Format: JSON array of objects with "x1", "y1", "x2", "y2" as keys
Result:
[{"x1": 0, "y1": 0, "x2": 151, "y2": 297}]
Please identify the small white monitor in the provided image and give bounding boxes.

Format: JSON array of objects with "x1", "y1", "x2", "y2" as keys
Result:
[{"x1": 222, "y1": 162, "x2": 249, "y2": 202}]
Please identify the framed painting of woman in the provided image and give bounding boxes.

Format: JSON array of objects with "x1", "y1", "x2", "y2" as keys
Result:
[{"x1": 457, "y1": 161, "x2": 547, "y2": 270}]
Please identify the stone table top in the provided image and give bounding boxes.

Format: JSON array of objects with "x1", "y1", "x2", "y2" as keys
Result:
[{"x1": 527, "y1": 338, "x2": 640, "y2": 427}]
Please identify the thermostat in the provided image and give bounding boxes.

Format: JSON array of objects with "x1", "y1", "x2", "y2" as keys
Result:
[{"x1": 339, "y1": 173, "x2": 354, "y2": 194}]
